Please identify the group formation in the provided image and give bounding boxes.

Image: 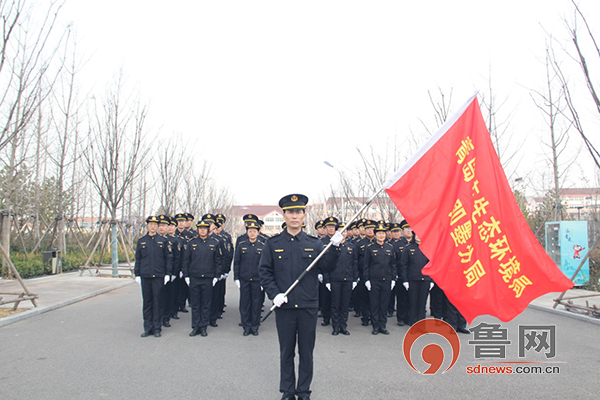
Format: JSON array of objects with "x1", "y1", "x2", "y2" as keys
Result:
[
  {"x1": 133, "y1": 211, "x2": 469, "y2": 339},
  {"x1": 312, "y1": 217, "x2": 470, "y2": 336}
]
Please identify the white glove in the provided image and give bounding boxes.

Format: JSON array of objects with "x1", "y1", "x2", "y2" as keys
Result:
[
  {"x1": 235, "y1": 280, "x2": 241, "y2": 288},
  {"x1": 430, "y1": 282, "x2": 435, "y2": 291},
  {"x1": 331, "y1": 231, "x2": 343, "y2": 247},
  {"x1": 179, "y1": 271, "x2": 183, "y2": 278},
  {"x1": 403, "y1": 282, "x2": 409, "y2": 290},
  {"x1": 219, "y1": 274, "x2": 226, "y2": 281},
  {"x1": 391, "y1": 281, "x2": 396, "y2": 290},
  {"x1": 260, "y1": 286, "x2": 263, "y2": 291},
  {"x1": 135, "y1": 276, "x2": 141, "y2": 285},
  {"x1": 325, "y1": 283, "x2": 331, "y2": 291},
  {"x1": 171, "y1": 275, "x2": 176, "y2": 282},
  {"x1": 352, "y1": 281, "x2": 357, "y2": 290},
  {"x1": 185, "y1": 277, "x2": 190, "y2": 286},
  {"x1": 164, "y1": 275, "x2": 170, "y2": 285},
  {"x1": 273, "y1": 293, "x2": 288, "y2": 307},
  {"x1": 365, "y1": 281, "x2": 371, "y2": 291},
  {"x1": 224, "y1": 273, "x2": 229, "y2": 278},
  {"x1": 318, "y1": 274, "x2": 323, "y2": 283},
  {"x1": 212, "y1": 277, "x2": 218, "y2": 286}
]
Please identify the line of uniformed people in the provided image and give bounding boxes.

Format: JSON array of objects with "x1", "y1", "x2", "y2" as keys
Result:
[
  {"x1": 313, "y1": 217, "x2": 470, "y2": 335},
  {"x1": 134, "y1": 211, "x2": 469, "y2": 338}
]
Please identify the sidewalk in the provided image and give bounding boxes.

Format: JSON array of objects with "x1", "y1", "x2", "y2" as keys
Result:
[
  {"x1": 1, "y1": 271, "x2": 599, "y2": 327},
  {"x1": 0, "y1": 271, "x2": 134, "y2": 327},
  {"x1": 528, "y1": 287, "x2": 600, "y2": 326}
]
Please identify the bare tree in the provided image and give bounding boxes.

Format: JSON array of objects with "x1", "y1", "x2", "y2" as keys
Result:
[
  {"x1": 155, "y1": 136, "x2": 187, "y2": 216},
  {"x1": 530, "y1": 44, "x2": 577, "y2": 222},
  {"x1": 83, "y1": 72, "x2": 151, "y2": 272},
  {"x1": 46, "y1": 30, "x2": 87, "y2": 254}
]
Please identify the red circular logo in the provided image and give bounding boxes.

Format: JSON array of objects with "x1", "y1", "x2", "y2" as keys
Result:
[{"x1": 403, "y1": 319, "x2": 461, "y2": 374}]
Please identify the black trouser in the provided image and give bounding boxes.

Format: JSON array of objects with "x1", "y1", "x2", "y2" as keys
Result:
[
  {"x1": 163, "y1": 279, "x2": 178, "y2": 322},
  {"x1": 429, "y1": 283, "x2": 445, "y2": 318},
  {"x1": 189, "y1": 277, "x2": 213, "y2": 329},
  {"x1": 395, "y1": 282, "x2": 410, "y2": 324},
  {"x1": 275, "y1": 307, "x2": 318, "y2": 398},
  {"x1": 239, "y1": 280, "x2": 262, "y2": 333},
  {"x1": 357, "y1": 281, "x2": 371, "y2": 323},
  {"x1": 210, "y1": 279, "x2": 225, "y2": 323},
  {"x1": 141, "y1": 277, "x2": 164, "y2": 333},
  {"x1": 318, "y1": 282, "x2": 331, "y2": 322},
  {"x1": 369, "y1": 280, "x2": 391, "y2": 331},
  {"x1": 387, "y1": 285, "x2": 397, "y2": 314},
  {"x1": 177, "y1": 276, "x2": 189, "y2": 309},
  {"x1": 408, "y1": 280, "x2": 430, "y2": 325},
  {"x1": 442, "y1": 291, "x2": 467, "y2": 330},
  {"x1": 330, "y1": 281, "x2": 352, "y2": 330}
]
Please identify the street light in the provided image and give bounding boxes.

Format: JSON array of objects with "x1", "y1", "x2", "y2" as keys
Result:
[{"x1": 323, "y1": 161, "x2": 345, "y2": 221}]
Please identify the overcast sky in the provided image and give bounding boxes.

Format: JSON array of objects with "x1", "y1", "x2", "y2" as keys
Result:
[{"x1": 59, "y1": 0, "x2": 600, "y2": 206}]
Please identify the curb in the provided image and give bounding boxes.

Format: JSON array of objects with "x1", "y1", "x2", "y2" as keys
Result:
[
  {"x1": 0, "y1": 279, "x2": 135, "y2": 328},
  {"x1": 528, "y1": 303, "x2": 600, "y2": 326}
]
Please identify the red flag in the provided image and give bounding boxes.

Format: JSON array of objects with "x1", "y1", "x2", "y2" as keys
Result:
[{"x1": 384, "y1": 94, "x2": 573, "y2": 323}]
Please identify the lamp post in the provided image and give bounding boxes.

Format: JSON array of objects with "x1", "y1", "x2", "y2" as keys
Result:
[{"x1": 324, "y1": 161, "x2": 345, "y2": 221}]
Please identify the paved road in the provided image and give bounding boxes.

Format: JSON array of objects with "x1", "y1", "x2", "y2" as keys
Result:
[{"x1": 1, "y1": 280, "x2": 598, "y2": 400}]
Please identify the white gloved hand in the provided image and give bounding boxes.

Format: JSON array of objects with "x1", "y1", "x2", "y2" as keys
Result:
[
  {"x1": 179, "y1": 271, "x2": 183, "y2": 278},
  {"x1": 352, "y1": 281, "x2": 357, "y2": 290},
  {"x1": 403, "y1": 282, "x2": 409, "y2": 290},
  {"x1": 325, "y1": 283, "x2": 331, "y2": 291},
  {"x1": 135, "y1": 276, "x2": 141, "y2": 285},
  {"x1": 185, "y1": 277, "x2": 190, "y2": 286},
  {"x1": 212, "y1": 277, "x2": 218, "y2": 287},
  {"x1": 164, "y1": 275, "x2": 170, "y2": 285},
  {"x1": 273, "y1": 293, "x2": 288, "y2": 307},
  {"x1": 235, "y1": 280, "x2": 241, "y2": 288},
  {"x1": 391, "y1": 281, "x2": 396, "y2": 290},
  {"x1": 430, "y1": 282, "x2": 435, "y2": 291},
  {"x1": 331, "y1": 231, "x2": 343, "y2": 247},
  {"x1": 365, "y1": 281, "x2": 371, "y2": 291},
  {"x1": 224, "y1": 273, "x2": 229, "y2": 278},
  {"x1": 318, "y1": 274, "x2": 323, "y2": 283},
  {"x1": 171, "y1": 275, "x2": 176, "y2": 282},
  {"x1": 219, "y1": 274, "x2": 226, "y2": 281}
]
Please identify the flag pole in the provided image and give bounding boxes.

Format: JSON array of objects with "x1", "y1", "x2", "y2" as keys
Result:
[{"x1": 261, "y1": 186, "x2": 386, "y2": 323}]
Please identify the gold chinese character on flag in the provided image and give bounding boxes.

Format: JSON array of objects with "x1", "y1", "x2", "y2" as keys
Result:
[
  {"x1": 462, "y1": 158, "x2": 476, "y2": 182},
  {"x1": 455, "y1": 136, "x2": 474, "y2": 164},
  {"x1": 498, "y1": 256, "x2": 521, "y2": 283},
  {"x1": 449, "y1": 199, "x2": 467, "y2": 226},
  {"x1": 464, "y1": 259, "x2": 486, "y2": 288},
  {"x1": 509, "y1": 275, "x2": 532, "y2": 298},
  {"x1": 451, "y1": 221, "x2": 472, "y2": 247}
]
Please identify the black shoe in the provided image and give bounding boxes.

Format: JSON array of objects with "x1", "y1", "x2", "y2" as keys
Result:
[
  {"x1": 243, "y1": 331, "x2": 251, "y2": 336},
  {"x1": 189, "y1": 329, "x2": 199, "y2": 337},
  {"x1": 361, "y1": 321, "x2": 370, "y2": 326},
  {"x1": 154, "y1": 331, "x2": 161, "y2": 338},
  {"x1": 321, "y1": 320, "x2": 330, "y2": 326},
  {"x1": 372, "y1": 329, "x2": 379, "y2": 335},
  {"x1": 281, "y1": 394, "x2": 295, "y2": 400},
  {"x1": 387, "y1": 311, "x2": 394, "y2": 317},
  {"x1": 179, "y1": 307, "x2": 189, "y2": 313},
  {"x1": 379, "y1": 328, "x2": 390, "y2": 335},
  {"x1": 456, "y1": 327, "x2": 470, "y2": 334},
  {"x1": 171, "y1": 314, "x2": 179, "y2": 320},
  {"x1": 140, "y1": 331, "x2": 152, "y2": 338},
  {"x1": 354, "y1": 311, "x2": 361, "y2": 317},
  {"x1": 162, "y1": 321, "x2": 171, "y2": 328},
  {"x1": 340, "y1": 329, "x2": 350, "y2": 336},
  {"x1": 297, "y1": 396, "x2": 310, "y2": 400},
  {"x1": 209, "y1": 321, "x2": 218, "y2": 327},
  {"x1": 200, "y1": 328, "x2": 208, "y2": 337},
  {"x1": 397, "y1": 320, "x2": 405, "y2": 326},
  {"x1": 252, "y1": 330, "x2": 259, "y2": 336},
  {"x1": 332, "y1": 328, "x2": 339, "y2": 336}
]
